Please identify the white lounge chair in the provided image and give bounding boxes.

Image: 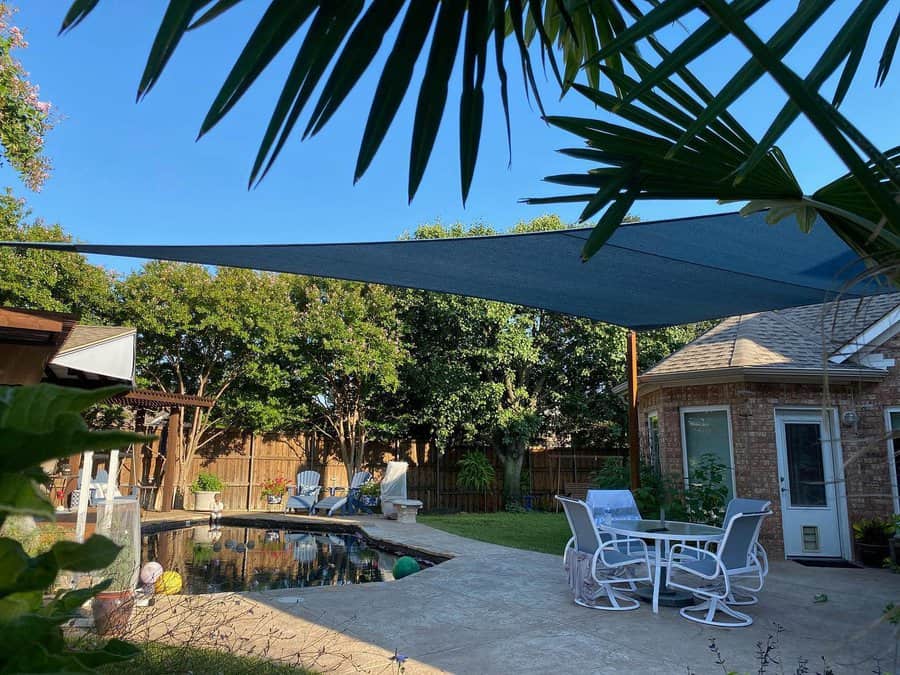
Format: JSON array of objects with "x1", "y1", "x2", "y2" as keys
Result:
[
  {"x1": 556, "y1": 496, "x2": 651, "y2": 611},
  {"x1": 666, "y1": 509, "x2": 772, "y2": 627},
  {"x1": 313, "y1": 470, "x2": 371, "y2": 516},
  {"x1": 285, "y1": 470, "x2": 322, "y2": 513}
]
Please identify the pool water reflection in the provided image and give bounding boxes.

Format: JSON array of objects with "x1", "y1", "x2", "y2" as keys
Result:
[{"x1": 142, "y1": 525, "x2": 409, "y2": 594}]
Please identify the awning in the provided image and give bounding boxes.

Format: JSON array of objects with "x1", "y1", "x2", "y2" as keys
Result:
[{"x1": 10, "y1": 212, "x2": 889, "y2": 329}]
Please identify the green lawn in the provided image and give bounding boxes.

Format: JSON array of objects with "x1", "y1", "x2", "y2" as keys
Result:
[
  {"x1": 99, "y1": 643, "x2": 315, "y2": 675},
  {"x1": 419, "y1": 511, "x2": 570, "y2": 555}
]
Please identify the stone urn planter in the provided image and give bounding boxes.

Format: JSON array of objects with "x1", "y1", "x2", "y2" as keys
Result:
[
  {"x1": 92, "y1": 590, "x2": 134, "y2": 635},
  {"x1": 266, "y1": 494, "x2": 283, "y2": 505},
  {"x1": 193, "y1": 490, "x2": 218, "y2": 511}
]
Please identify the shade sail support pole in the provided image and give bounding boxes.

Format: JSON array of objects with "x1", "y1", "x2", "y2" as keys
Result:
[{"x1": 627, "y1": 330, "x2": 641, "y2": 491}]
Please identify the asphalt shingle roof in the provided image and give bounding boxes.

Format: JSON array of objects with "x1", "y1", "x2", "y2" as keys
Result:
[
  {"x1": 56, "y1": 325, "x2": 135, "y2": 355},
  {"x1": 644, "y1": 293, "x2": 900, "y2": 378}
]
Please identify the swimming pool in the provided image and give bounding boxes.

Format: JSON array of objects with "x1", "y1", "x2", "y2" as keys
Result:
[{"x1": 142, "y1": 523, "x2": 438, "y2": 595}]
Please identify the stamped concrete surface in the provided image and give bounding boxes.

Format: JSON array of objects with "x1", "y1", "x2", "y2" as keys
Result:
[{"x1": 141, "y1": 512, "x2": 900, "y2": 674}]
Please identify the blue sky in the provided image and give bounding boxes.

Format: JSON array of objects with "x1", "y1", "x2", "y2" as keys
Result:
[{"x1": 9, "y1": 2, "x2": 899, "y2": 272}]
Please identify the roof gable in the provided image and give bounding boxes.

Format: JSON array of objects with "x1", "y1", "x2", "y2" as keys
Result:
[{"x1": 643, "y1": 293, "x2": 900, "y2": 381}]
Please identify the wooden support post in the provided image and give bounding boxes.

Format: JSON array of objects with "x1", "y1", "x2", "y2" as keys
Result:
[
  {"x1": 246, "y1": 432, "x2": 255, "y2": 510},
  {"x1": 75, "y1": 450, "x2": 93, "y2": 543},
  {"x1": 627, "y1": 330, "x2": 641, "y2": 490},
  {"x1": 159, "y1": 407, "x2": 181, "y2": 512}
]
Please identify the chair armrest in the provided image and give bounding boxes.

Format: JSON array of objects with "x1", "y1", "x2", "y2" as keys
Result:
[
  {"x1": 286, "y1": 485, "x2": 297, "y2": 496},
  {"x1": 598, "y1": 536, "x2": 649, "y2": 567},
  {"x1": 668, "y1": 544, "x2": 723, "y2": 580}
]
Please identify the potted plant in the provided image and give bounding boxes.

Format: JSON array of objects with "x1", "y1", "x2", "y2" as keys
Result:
[
  {"x1": 854, "y1": 517, "x2": 895, "y2": 566},
  {"x1": 457, "y1": 450, "x2": 495, "y2": 511},
  {"x1": 260, "y1": 476, "x2": 288, "y2": 505},
  {"x1": 359, "y1": 480, "x2": 381, "y2": 508},
  {"x1": 190, "y1": 472, "x2": 224, "y2": 511}
]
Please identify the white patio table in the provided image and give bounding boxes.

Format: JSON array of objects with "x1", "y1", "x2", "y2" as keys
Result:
[{"x1": 600, "y1": 519, "x2": 724, "y2": 613}]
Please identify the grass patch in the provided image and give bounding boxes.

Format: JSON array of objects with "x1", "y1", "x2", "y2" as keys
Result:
[
  {"x1": 98, "y1": 643, "x2": 315, "y2": 674},
  {"x1": 419, "y1": 511, "x2": 569, "y2": 555}
]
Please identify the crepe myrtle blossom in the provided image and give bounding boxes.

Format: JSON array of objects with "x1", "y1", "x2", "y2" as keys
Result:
[{"x1": 0, "y1": 3, "x2": 54, "y2": 191}]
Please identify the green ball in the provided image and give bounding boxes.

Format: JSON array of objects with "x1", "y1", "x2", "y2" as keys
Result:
[{"x1": 392, "y1": 556, "x2": 420, "y2": 579}]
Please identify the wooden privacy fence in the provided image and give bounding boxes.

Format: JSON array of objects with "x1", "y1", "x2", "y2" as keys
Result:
[{"x1": 143, "y1": 430, "x2": 624, "y2": 512}]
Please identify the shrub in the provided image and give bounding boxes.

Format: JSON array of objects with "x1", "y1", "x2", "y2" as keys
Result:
[
  {"x1": 590, "y1": 454, "x2": 729, "y2": 525},
  {"x1": 456, "y1": 451, "x2": 495, "y2": 492},
  {"x1": 191, "y1": 472, "x2": 224, "y2": 493},
  {"x1": 854, "y1": 517, "x2": 895, "y2": 545}
]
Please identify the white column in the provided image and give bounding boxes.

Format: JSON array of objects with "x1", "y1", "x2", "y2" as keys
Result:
[
  {"x1": 75, "y1": 450, "x2": 93, "y2": 544},
  {"x1": 106, "y1": 449, "x2": 120, "y2": 501}
]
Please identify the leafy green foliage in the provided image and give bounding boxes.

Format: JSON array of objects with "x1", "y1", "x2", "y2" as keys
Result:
[
  {"x1": 290, "y1": 277, "x2": 407, "y2": 482},
  {"x1": 0, "y1": 191, "x2": 115, "y2": 321},
  {"x1": 456, "y1": 451, "x2": 495, "y2": 492},
  {"x1": 59, "y1": 1, "x2": 642, "y2": 203},
  {"x1": 190, "y1": 472, "x2": 224, "y2": 493},
  {"x1": 0, "y1": 384, "x2": 145, "y2": 673},
  {"x1": 591, "y1": 453, "x2": 730, "y2": 526},
  {"x1": 853, "y1": 517, "x2": 895, "y2": 545},
  {"x1": 118, "y1": 262, "x2": 297, "y2": 501},
  {"x1": 682, "y1": 453, "x2": 729, "y2": 526}
]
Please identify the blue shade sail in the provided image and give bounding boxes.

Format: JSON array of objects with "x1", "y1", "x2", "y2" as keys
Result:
[{"x1": 9, "y1": 211, "x2": 889, "y2": 329}]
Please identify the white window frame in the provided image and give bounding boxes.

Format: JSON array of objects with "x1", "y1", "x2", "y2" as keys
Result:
[
  {"x1": 885, "y1": 407, "x2": 900, "y2": 514},
  {"x1": 679, "y1": 405, "x2": 737, "y2": 497},
  {"x1": 647, "y1": 410, "x2": 660, "y2": 471}
]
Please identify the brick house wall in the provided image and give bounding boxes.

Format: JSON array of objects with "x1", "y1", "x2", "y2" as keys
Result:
[{"x1": 636, "y1": 333, "x2": 900, "y2": 559}]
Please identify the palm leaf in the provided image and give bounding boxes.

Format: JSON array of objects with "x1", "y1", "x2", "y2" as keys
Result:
[{"x1": 61, "y1": 0, "x2": 639, "y2": 202}]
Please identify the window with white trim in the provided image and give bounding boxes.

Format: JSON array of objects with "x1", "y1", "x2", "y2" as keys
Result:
[
  {"x1": 647, "y1": 411, "x2": 660, "y2": 472},
  {"x1": 887, "y1": 408, "x2": 900, "y2": 514},
  {"x1": 680, "y1": 407, "x2": 736, "y2": 500}
]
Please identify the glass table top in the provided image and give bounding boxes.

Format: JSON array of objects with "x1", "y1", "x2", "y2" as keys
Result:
[{"x1": 603, "y1": 519, "x2": 724, "y2": 540}]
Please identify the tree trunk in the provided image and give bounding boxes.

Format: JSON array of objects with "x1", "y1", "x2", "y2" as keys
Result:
[{"x1": 499, "y1": 446, "x2": 525, "y2": 505}]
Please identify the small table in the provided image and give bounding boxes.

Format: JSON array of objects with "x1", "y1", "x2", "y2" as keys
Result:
[{"x1": 600, "y1": 519, "x2": 724, "y2": 614}]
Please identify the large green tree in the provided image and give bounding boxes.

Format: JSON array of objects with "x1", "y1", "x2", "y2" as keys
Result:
[
  {"x1": 290, "y1": 277, "x2": 406, "y2": 483},
  {"x1": 117, "y1": 262, "x2": 297, "y2": 504},
  {"x1": 0, "y1": 191, "x2": 114, "y2": 320},
  {"x1": 401, "y1": 216, "x2": 710, "y2": 502}
]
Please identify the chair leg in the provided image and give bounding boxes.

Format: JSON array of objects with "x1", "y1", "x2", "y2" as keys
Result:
[
  {"x1": 574, "y1": 583, "x2": 641, "y2": 611},
  {"x1": 679, "y1": 597, "x2": 753, "y2": 627}
]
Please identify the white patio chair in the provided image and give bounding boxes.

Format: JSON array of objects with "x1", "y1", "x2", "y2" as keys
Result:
[
  {"x1": 585, "y1": 489, "x2": 652, "y2": 566},
  {"x1": 666, "y1": 509, "x2": 772, "y2": 627},
  {"x1": 285, "y1": 470, "x2": 321, "y2": 513},
  {"x1": 313, "y1": 470, "x2": 371, "y2": 516},
  {"x1": 716, "y1": 498, "x2": 771, "y2": 606},
  {"x1": 556, "y1": 496, "x2": 651, "y2": 611}
]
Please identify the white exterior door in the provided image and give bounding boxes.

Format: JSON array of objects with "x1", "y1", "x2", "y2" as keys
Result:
[{"x1": 775, "y1": 410, "x2": 844, "y2": 558}]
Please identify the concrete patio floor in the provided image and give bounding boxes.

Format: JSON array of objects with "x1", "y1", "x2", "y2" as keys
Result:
[{"x1": 140, "y1": 512, "x2": 900, "y2": 673}]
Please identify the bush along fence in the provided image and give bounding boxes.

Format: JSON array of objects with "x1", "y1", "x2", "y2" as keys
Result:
[{"x1": 116, "y1": 430, "x2": 624, "y2": 512}]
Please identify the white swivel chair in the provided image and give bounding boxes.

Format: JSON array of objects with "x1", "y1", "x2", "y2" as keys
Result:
[
  {"x1": 556, "y1": 496, "x2": 651, "y2": 611},
  {"x1": 666, "y1": 509, "x2": 772, "y2": 627}
]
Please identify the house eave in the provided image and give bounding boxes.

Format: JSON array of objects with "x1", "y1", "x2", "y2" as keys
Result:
[{"x1": 613, "y1": 365, "x2": 887, "y2": 397}]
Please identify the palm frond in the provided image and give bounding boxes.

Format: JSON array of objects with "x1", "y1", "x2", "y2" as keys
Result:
[{"x1": 61, "y1": 0, "x2": 642, "y2": 203}]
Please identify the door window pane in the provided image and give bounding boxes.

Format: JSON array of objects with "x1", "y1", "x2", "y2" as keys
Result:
[
  {"x1": 682, "y1": 410, "x2": 734, "y2": 499},
  {"x1": 785, "y1": 422, "x2": 826, "y2": 507}
]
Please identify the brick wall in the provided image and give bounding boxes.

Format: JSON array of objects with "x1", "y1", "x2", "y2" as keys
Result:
[{"x1": 637, "y1": 333, "x2": 900, "y2": 559}]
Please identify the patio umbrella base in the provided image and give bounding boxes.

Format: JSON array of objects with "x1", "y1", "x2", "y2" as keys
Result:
[{"x1": 634, "y1": 584, "x2": 695, "y2": 608}]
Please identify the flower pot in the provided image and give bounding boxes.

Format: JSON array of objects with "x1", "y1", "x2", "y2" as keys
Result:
[
  {"x1": 266, "y1": 494, "x2": 283, "y2": 505},
  {"x1": 193, "y1": 490, "x2": 217, "y2": 511},
  {"x1": 92, "y1": 590, "x2": 134, "y2": 636},
  {"x1": 856, "y1": 542, "x2": 890, "y2": 567},
  {"x1": 360, "y1": 495, "x2": 379, "y2": 508}
]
